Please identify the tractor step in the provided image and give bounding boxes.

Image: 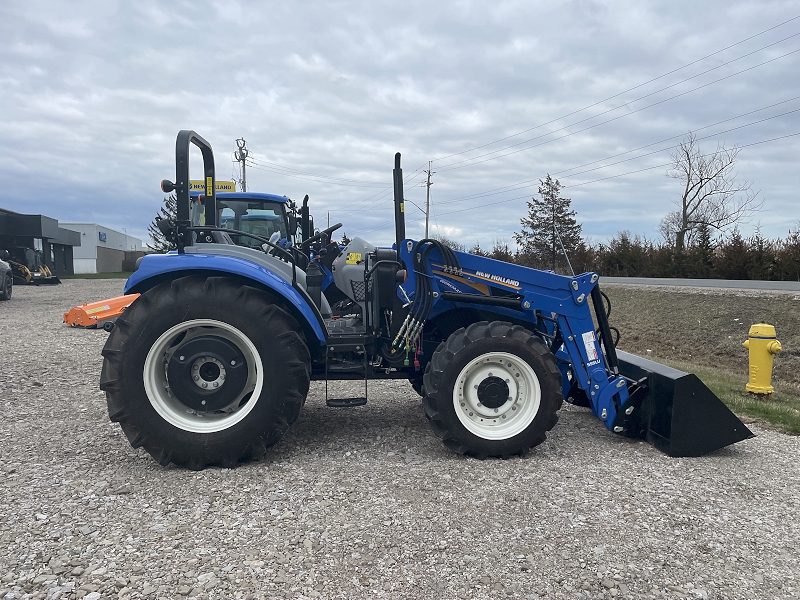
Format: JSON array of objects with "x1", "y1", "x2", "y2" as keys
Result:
[
  {"x1": 326, "y1": 362, "x2": 366, "y2": 373},
  {"x1": 326, "y1": 397, "x2": 367, "y2": 408},
  {"x1": 324, "y1": 341, "x2": 369, "y2": 408}
]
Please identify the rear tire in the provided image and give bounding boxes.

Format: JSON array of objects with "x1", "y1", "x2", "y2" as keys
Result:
[
  {"x1": 422, "y1": 321, "x2": 562, "y2": 458},
  {"x1": 100, "y1": 275, "x2": 310, "y2": 469},
  {"x1": 0, "y1": 273, "x2": 11, "y2": 300}
]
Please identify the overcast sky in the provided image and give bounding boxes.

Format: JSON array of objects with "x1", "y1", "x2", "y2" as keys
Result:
[{"x1": 2, "y1": 0, "x2": 798, "y2": 250}]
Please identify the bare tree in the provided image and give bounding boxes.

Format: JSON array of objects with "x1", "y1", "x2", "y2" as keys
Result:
[{"x1": 663, "y1": 132, "x2": 760, "y2": 252}]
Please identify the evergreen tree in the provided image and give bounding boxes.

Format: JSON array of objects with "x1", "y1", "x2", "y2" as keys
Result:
[
  {"x1": 598, "y1": 231, "x2": 651, "y2": 277},
  {"x1": 685, "y1": 223, "x2": 715, "y2": 278},
  {"x1": 776, "y1": 223, "x2": 800, "y2": 281},
  {"x1": 468, "y1": 241, "x2": 489, "y2": 257},
  {"x1": 489, "y1": 239, "x2": 515, "y2": 263},
  {"x1": 513, "y1": 174, "x2": 582, "y2": 272},
  {"x1": 340, "y1": 232, "x2": 352, "y2": 246},
  {"x1": 147, "y1": 194, "x2": 178, "y2": 253},
  {"x1": 714, "y1": 228, "x2": 750, "y2": 280},
  {"x1": 746, "y1": 226, "x2": 776, "y2": 281}
]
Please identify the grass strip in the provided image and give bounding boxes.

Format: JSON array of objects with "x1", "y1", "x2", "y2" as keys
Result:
[{"x1": 662, "y1": 358, "x2": 800, "y2": 435}]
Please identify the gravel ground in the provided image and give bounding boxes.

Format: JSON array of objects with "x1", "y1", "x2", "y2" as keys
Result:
[{"x1": 1, "y1": 280, "x2": 799, "y2": 600}]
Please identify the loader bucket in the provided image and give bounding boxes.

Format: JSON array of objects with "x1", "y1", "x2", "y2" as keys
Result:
[
  {"x1": 613, "y1": 350, "x2": 754, "y2": 457},
  {"x1": 35, "y1": 275, "x2": 61, "y2": 285}
]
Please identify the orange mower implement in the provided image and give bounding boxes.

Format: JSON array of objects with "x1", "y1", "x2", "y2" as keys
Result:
[{"x1": 64, "y1": 294, "x2": 140, "y2": 330}]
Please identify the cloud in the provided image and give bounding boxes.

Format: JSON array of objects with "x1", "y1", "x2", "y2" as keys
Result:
[{"x1": 0, "y1": 0, "x2": 797, "y2": 249}]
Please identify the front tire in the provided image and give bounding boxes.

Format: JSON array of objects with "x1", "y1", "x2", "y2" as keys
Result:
[
  {"x1": 0, "y1": 273, "x2": 11, "y2": 300},
  {"x1": 422, "y1": 321, "x2": 562, "y2": 458},
  {"x1": 100, "y1": 275, "x2": 310, "y2": 469}
]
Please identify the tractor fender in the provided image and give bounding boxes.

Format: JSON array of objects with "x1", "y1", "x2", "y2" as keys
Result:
[{"x1": 124, "y1": 253, "x2": 327, "y2": 352}]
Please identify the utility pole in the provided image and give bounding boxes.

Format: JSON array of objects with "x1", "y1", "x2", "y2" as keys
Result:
[
  {"x1": 552, "y1": 203, "x2": 556, "y2": 272},
  {"x1": 423, "y1": 161, "x2": 435, "y2": 239},
  {"x1": 234, "y1": 138, "x2": 249, "y2": 192}
]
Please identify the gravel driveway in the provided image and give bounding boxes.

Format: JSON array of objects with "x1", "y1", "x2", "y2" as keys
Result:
[{"x1": 1, "y1": 280, "x2": 798, "y2": 600}]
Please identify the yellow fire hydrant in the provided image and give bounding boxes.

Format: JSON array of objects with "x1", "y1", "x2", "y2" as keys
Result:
[{"x1": 742, "y1": 323, "x2": 782, "y2": 397}]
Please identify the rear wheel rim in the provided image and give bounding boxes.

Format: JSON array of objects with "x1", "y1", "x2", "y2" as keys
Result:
[
  {"x1": 143, "y1": 319, "x2": 263, "y2": 433},
  {"x1": 453, "y1": 351, "x2": 541, "y2": 440}
]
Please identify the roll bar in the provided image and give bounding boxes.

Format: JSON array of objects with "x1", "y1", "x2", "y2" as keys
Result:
[{"x1": 161, "y1": 130, "x2": 217, "y2": 229}]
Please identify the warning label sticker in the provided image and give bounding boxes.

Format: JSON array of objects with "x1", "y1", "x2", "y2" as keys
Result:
[
  {"x1": 582, "y1": 331, "x2": 598, "y2": 361},
  {"x1": 346, "y1": 252, "x2": 362, "y2": 265},
  {"x1": 86, "y1": 305, "x2": 111, "y2": 315}
]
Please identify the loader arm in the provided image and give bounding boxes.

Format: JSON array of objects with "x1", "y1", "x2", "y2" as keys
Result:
[{"x1": 398, "y1": 240, "x2": 752, "y2": 456}]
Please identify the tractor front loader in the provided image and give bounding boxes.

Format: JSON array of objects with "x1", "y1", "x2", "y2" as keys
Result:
[
  {"x1": 4, "y1": 247, "x2": 61, "y2": 285},
  {"x1": 99, "y1": 130, "x2": 752, "y2": 469}
]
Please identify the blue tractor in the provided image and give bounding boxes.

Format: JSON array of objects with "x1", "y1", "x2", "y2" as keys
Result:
[{"x1": 100, "y1": 131, "x2": 752, "y2": 469}]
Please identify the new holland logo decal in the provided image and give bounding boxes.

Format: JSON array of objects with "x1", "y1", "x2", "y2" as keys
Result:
[
  {"x1": 431, "y1": 263, "x2": 522, "y2": 292},
  {"x1": 473, "y1": 270, "x2": 521, "y2": 289}
]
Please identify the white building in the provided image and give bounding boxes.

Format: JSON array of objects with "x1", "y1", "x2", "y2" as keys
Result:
[{"x1": 60, "y1": 223, "x2": 143, "y2": 274}]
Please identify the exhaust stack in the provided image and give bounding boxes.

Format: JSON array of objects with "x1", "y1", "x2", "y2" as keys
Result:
[{"x1": 392, "y1": 153, "x2": 405, "y2": 253}]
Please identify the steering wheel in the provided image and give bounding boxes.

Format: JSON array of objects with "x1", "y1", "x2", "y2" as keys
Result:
[{"x1": 300, "y1": 222, "x2": 343, "y2": 249}]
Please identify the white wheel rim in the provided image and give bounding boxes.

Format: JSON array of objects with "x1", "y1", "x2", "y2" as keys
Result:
[
  {"x1": 143, "y1": 319, "x2": 263, "y2": 433},
  {"x1": 453, "y1": 351, "x2": 541, "y2": 440}
]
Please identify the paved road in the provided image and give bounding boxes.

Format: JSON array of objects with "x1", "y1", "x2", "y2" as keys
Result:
[{"x1": 601, "y1": 276, "x2": 800, "y2": 291}]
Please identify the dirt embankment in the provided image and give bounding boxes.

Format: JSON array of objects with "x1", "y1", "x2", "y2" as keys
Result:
[{"x1": 603, "y1": 285, "x2": 800, "y2": 389}]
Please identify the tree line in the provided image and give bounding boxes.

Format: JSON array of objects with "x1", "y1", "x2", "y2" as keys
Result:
[{"x1": 460, "y1": 226, "x2": 800, "y2": 281}]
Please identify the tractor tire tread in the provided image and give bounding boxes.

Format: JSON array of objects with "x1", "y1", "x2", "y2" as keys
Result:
[
  {"x1": 422, "y1": 320, "x2": 563, "y2": 459},
  {"x1": 100, "y1": 274, "x2": 310, "y2": 469}
]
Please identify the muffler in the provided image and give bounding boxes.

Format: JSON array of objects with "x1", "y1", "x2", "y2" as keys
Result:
[{"x1": 612, "y1": 350, "x2": 754, "y2": 457}]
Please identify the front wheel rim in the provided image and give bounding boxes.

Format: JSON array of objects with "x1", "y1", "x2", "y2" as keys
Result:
[
  {"x1": 143, "y1": 319, "x2": 263, "y2": 433},
  {"x1": 453, "y1": 351, "x2": 541, "y2": 440}
]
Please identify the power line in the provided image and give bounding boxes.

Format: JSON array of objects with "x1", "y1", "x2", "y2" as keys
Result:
[
  {"x1": 246, "y1": 156, "x2": 387, "y2": 186},
  {"x1": 433, "y1": 132, "x2": 800, "y2": 218},
  {"x1": 331, "y1": 129, "x2": 800, "y2": 237},
  {"x1": 333, "y1": 132, "x2": 800, "y2": 238},
  {"x1": 241, "y1": 154, "x2": 430, "y2": 221},
  {"x1": 435, "y1": 46, "x2": 800, "y2": 173},
  {"x1": 551, "y1": 108, "x2": 800, "y2": 180},
  {"x1": 332, "y1": 170, "x2": 429, "y2": 215},
  {"x1": 552, "y1": 95, "x2": 800, "y2": 177},
  {"x1": 244, "y1": 159, "x2": 386, "y2": 188},
  {"x1": 430, "y1": 15, "x2": 800, "y2": 163},
  {"x1": 432, "y1": 100, "x2": 800, "y2": 207}
]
